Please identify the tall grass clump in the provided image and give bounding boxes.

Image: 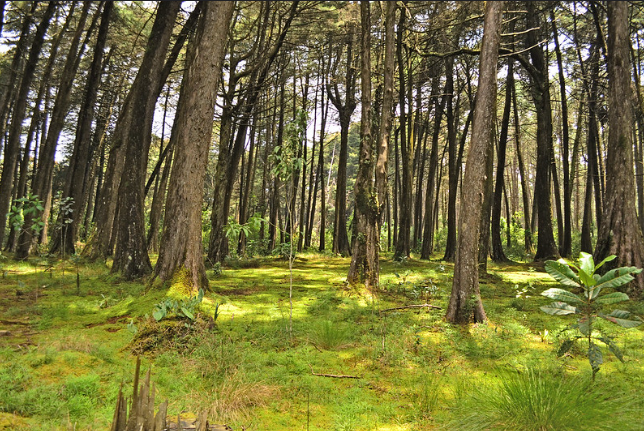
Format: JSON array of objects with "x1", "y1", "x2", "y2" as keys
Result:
[
  {"x1": 309, "y1": 320, "x2": 351, "y2": 350},
  {"x1": 446, "y1": 368, "x2": 634, "y2": 431}
]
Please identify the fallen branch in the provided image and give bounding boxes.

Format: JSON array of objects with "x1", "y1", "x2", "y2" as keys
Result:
[
  {"x1": 0, "y1": 319, "x2": 30, "y2": 326},
  {"x1": 309, "y1": 364, "x2": 361, "y2": 379},
  {"x1": 379, "y1": 303, "x2": 442, "y2": 313}
]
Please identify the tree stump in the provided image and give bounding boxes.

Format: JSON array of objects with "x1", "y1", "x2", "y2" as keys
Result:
[{"x1": 110, "y1": 357, "x2": 233, "y2": 431}]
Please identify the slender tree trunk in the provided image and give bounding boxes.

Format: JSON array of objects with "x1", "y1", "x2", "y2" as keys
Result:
[
  {"x1": 446, "y1": 1, "x2": 503, "y2": 324},
  {"x1": 51, "y1": 1, "x2": 111, "y2": 255},
  {"x1": 551, "y1": 9, "x2": 572, "y2": 257},
  {"x1": 328, "y1": 31, "x2": 357, "y2": 256},
  {"x1": 512, "y1": 77, "x2": 533, "y2": 254},
  {"x1": 394, "y1": 7, "x2": 412, "y2": 260},
  {"x1": 147, "y1": 139, "x2": 174, "y2": 254},
  {"x1": 491, "y1": 59, "x2": 513, "y2": 262},
  {"x1": 421, "y1": 76, "x2": 446, "y2": 259},
  {"x1": 525, "y1": 2, "x2": 558, "y2": 261},
  {"x1": 0, "y1": 2, "x2": 55, "y2": 248},
  {"x1": 443, "y1": 56, "x2": 458, "y2": 262}
]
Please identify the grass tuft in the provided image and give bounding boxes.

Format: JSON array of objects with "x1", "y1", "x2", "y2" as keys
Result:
[{"x1": 446, "y1": 368, "x2": 637, "y2": 431}]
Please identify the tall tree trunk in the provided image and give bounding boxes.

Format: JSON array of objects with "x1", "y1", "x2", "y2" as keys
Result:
[
  {"x1": 111, "y1": 2, "x2": 181, "y2": 279},
  {"x1": 421, "y1": 76, "x2": 446, "y2": 259},
  {"x1": 0, "y1": 2, "x2": 55, "y2": 248},
  {"x1": 0, "y1": 1, "x2": 35, "y2": 162},
  {"x1": 317, "y1": 77, "x2": 330, "y2": 251},
  {"x1": 328, "y1": 28, "x2": 357, "y2": 257},
  {"x1": 394, "y1": 6, "x2": 412, "y2": 260},
  {"x1": 51, "y1": 1, "x2": 111, "y2": 255},
  {"x1": 443, "y1": 56, "x2": 458, "y2": 262},
  {"x1": 594, "y1": 1, "x2": 644, "y2": 297},
  {"x1": 491, "y1": 59, "x2": 513, "y2": 262},
  {"x1": 446, "y1": 0, "x2": 503, "y2": 324},
  {"x1": 525, "y1": 2, "x2": 559, "y2": 262},
  {"x1": 154, "y1": 1, "x2": 234, "y2": 293},
  {"x1": 348, "y1": 1, "x2": 394, "y2": 289},
  {"x1": 551, "y1": 9, "x2": 572, "y2": 257},
  {"x1": 16, "y1": 2, "x2": 93, "y2": 258},
  {"x1": 512, "y1": 76, "x2": 533, "y2": 254}
]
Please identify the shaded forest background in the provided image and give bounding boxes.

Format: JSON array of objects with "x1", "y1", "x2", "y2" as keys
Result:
[{"x1": 0, "y1": 1, "x2": 643, "y2": 299}]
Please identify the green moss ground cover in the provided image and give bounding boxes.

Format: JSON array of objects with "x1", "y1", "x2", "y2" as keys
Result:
[{"x1": 0, "y1": 253, "x2": 642, "y2": 430}]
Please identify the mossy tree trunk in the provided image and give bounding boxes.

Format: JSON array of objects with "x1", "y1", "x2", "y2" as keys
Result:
[
  {"x1": 446, "y1": 1, "x2": 503, "y2": 324},
  {"x1": 153, "y1": 1, "x2": 234, "y2": 293}
]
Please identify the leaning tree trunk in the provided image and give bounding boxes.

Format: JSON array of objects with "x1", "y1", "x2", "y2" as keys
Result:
[
  {"x1": 111, "y1": 2, "x2": 181, "y2": 279},
  {"x1": 16, "y1": 2, "x2": 92, "y2": 259},
  {"x1": 153, "y1": 1, "x2": 234, "y2": 294},
  {"x1": 594, "y1": 1, "x2": 644, "y2": 298},
  {"x1": 0, "y1": 2, "x2": 54, "y2": 249},
  {"x1": 51, "y1": 1, "x2": 112, "y2": 256},
  {"x1": 446, "y1": 0, "x2": 503, "y2": 324}
]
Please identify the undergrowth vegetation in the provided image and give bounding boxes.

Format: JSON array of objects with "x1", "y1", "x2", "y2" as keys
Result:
[{"x1": 0, "y1": 252, "x2": 643, "y2": 430}]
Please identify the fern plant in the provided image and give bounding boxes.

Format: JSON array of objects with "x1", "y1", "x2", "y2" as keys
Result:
[{"x1": 541, "y1": 252, "x2": 642, "y2": 379}]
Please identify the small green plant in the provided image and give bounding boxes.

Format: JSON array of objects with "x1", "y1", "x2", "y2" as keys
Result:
[
  {"x1": 212, "y1": 261, "x2": 223, "y2": 276},
  {"x1": 153, "y1": 289, "x2": 205, "y2": 322},
  {"x1": 8, "y1": 193, "x2": 45, "y2": 237},
  {"x1": 271, "y1": 241, "x2": 295, "y2": 260},
  {"x1": 510, "y1": 281, "x2": 535, "y2": 311},
  {"x1": 540, "y1": 252, "x2": 643, "y2": 379}
]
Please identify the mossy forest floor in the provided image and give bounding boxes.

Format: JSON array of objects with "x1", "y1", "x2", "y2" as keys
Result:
[{"x1": 0, "y1": 252, "x2": 643, "y2": 430}]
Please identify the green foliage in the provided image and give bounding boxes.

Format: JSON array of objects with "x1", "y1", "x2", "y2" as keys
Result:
[
  {"x1": 511, "y1": 281, "x2": 536, "y2": 311},
  {"x1": 446, "y1": 368, "x2": 635, "y2": 431},
  {"x1": 153, "y1": 289, "x2": 205, "y2": 322},
  {"x1": 7, "y1": 193, "x2": 45, "y2": 236},
  {"x1": 540, "y1": 252, "x2": 643, "y2": 378},
  {"x1": 272, "y1": 241, "x2": 295, "y2": 260},
  {"x1": 270, "y1": 110, "x2": 307, "y2": 182}
]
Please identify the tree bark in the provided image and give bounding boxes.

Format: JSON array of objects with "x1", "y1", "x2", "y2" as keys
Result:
[
  {"x1": 328, "y1": 28, "x2": 357, "y2": 257},
  {"x1": 446, "y1": 1, "x2": 503, "y2": 324},
  {"x1": 111, "y1": 2, "x2": 181, "y2": 279},
  {"x1": 551, "y1": 9, "x2": 572, "y2": 257},
  {"x1": 394, "y1": 6, "x2": 412, "y2": 261},
  {"x1": 525, "y1": 2, "x2": 559, "y2": 262},
  {"x1": 153, "y1": 1, "x2": 234, "y2": 293},
  {"x1": 594, "y1": 1, "x2": 644, "y2": 297},
  {"x1": 348, "y1": 1, "x2": 394, "y2": 289},
  {"x1": 491, "y1": 59, "x2": 513, "y2": 263}
]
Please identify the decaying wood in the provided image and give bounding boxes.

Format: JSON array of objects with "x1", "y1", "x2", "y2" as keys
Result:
[
  {"x1": 309, "y1": 364, "x2": 361, "y2": 379},
  {"x1": 111, "y1": 357, "x2": 232, "y2": 431},
  {"x1": 379, "y1": 303, "x2": 442, "y2": 313}
]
